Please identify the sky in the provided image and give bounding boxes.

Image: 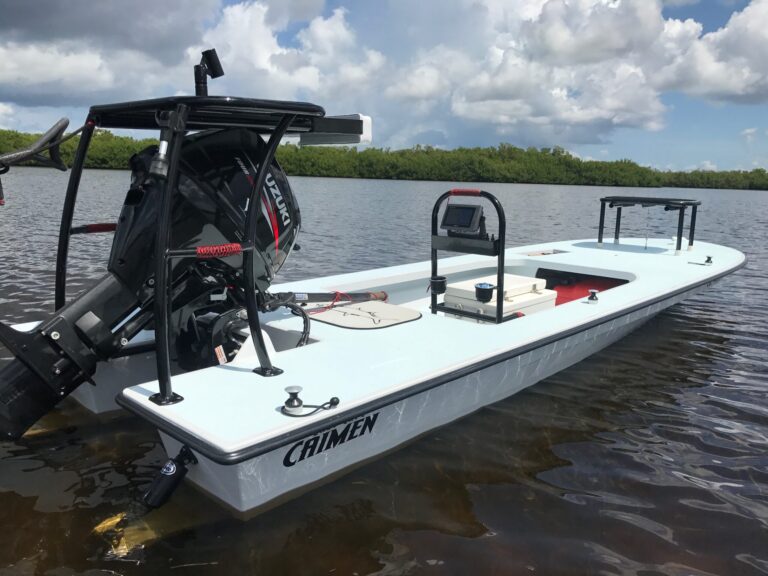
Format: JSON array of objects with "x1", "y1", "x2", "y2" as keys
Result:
[{"x1": 1, "y1": 0, "x2": 767, "y2": 171}]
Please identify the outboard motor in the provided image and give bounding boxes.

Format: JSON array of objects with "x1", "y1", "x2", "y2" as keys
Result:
[{"x1": 0, "y1": 128, "x2": 300, "y2": 439}]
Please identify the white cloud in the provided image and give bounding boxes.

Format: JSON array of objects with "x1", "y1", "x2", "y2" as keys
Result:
[
  {"x1": 386, "y1": 64, "x2": 449, "y2": 100},
  {"x1": 653, "y1": 1, "x2": 768, "y2": 102},
  {"x1": 413, "y1": 1, "x2": 669, "y2": 143},
  {"x1": 195, "y1": 4, "x2": 384, "y2": 107},
  {"x1": 2, "y1": 0, "x2": 768, "y2": 155},
  {"x1": 194, "y1": 2, "x2": 299, "y2": 98},
  {"x1": 297, "y1": 8, "x2": 356, "y2": 67},
  {"x1": 520, "y1": 0, "x2": 665, "y2": 66},
  {"x1": 0, "y1": 42, "x2": 114, "y2": 91},
  {"x1": 379, "y1": 0, "x2": 768, "y2": 146},
  {"x1": 663, "y1": 0, "x2": 699, "y2": 6},
  {"x1": 0, "y1": 103, "x2": 13, "y2": 129},
  {"x1": 742, "y1": 127, "x2": 758, "y2": 142},
  {"x1": 0, "y1": 41, "x2": 187, "y2": 107},
  {"x1": 0, "y1": 0, "x2": 220, "y2": 64},
  {"x1": 261, "y1": 0, "x2": 324, "y2": 28},
  {"x1": 385, "y1": 46, "x2": 472, "y2": 102}
]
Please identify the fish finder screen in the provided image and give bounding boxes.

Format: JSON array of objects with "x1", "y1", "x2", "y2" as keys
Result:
[
  {"x1": 441, "y1": 204, "x2": 482, "y2": 231},
  {"x1": 444, "y1": 206, "x2": 475, "y2": 227}
]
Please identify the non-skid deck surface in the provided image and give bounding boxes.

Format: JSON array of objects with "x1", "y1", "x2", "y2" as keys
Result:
[{"x1": 310, "y1": 300, "x2": 421, "y2": 329}]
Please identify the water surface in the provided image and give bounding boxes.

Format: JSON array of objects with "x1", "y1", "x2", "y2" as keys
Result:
[{"x1": 0, "y1": 167, "x2": 766, "y2": 575}]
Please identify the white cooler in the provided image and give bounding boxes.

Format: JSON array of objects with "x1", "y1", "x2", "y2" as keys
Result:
[
  {"x1": 443, "y1": 274, "x2": 556, "y2": 320},
  {"x1": 445, "y1": 274, "x2": 546, "y2": 302}
]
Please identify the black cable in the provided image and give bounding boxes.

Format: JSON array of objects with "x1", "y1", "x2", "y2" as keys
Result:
[
  {"x1": 281, "y1": 397, "x2": 340, "y2": 417},
  {"x1": 0, "y1": 123, "x2": 86, "y2": 170},
  {"x1": 285, "y1": 302, "x2": 310, "y2": 346},
  {"x1": 30, "y1": 124, "x2": 86, "y2": 157}
]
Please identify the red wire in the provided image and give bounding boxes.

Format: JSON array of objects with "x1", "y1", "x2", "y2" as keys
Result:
[{"x1": 308, "y1": 291, "x2": 352, "y2": 315}]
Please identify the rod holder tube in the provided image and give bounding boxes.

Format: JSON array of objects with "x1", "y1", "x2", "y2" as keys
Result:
[
  {"x1": 597, "y1": 201, "x2": 606, "y2": 246},
  {"x1": 614, "y1": 207, "x2": 622, "y2": 243},
  {"x1": 430, "y1": 194, "x2": 445, "y2": 314},
  {"x1": 688, "y1": 204, "x2": 698, "y2": 250},
  {"x1": 194, "y1": 64, "x2": 208, "y2": 97},
  {"x1": 676, "y1": 206, "x2": 686, "y2": 254}
]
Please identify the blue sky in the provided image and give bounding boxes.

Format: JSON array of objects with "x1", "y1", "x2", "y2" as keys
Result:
[
  {"x1": 2, "y1": 0, "x2": 768, "y2": 171},
  {"x1": 662, "y1": 0, "x2": 750, "y2": 33}
]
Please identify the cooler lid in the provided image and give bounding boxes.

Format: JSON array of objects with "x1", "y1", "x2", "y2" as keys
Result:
[
  {"x1": 444, "y1": 288, "x2": 557, "y2": 316},
  {"x1": 445, "y1": 274, "x2": 546, "y2": 302}
]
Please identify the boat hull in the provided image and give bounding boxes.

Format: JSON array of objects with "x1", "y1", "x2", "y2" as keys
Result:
[{"x1": 160, "y1": 286, "x2": 689, "y2": 514}]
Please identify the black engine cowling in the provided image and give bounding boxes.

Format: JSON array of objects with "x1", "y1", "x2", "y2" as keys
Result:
[
  {"x1": 111, "y1": 128, "x2": 300, "y2": 298},
  {"x1": 0, "y1": 128, "x2": 300, "y2": 439}
]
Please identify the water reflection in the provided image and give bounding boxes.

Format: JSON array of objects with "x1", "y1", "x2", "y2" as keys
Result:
[{"x1": 1, "y1": 169, "x2": 766, "y2": 575}]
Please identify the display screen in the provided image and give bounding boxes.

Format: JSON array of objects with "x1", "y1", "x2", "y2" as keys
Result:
[{"x1": 442, "y1": 205, "x2": 481, "y2": 229}]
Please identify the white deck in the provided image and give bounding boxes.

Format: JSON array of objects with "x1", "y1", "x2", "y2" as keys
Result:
[{"x1": 119, "y1": 237, "x2": 745, "y2": 458}]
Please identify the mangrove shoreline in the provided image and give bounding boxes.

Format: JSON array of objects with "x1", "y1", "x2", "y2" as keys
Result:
[{"x1": 2, "y1": 128, "x2": 766, "y2": 190}]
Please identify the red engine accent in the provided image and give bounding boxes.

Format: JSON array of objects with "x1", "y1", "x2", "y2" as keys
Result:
[
  {"x1": 70, "y1": 223, "x2": 118, "y2": 234},
  {"x1": 85, "y1": 223, "x2": 117, "y2": 233},
  {"x1": 195, "y1": 243, "x2": 243, "y2": 259},
  {"x1": 449, "y1": 188, "x2": 482, "y2": 196}
]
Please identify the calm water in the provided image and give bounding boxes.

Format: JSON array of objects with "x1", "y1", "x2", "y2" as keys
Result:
[{"x1": 0, "y1": 167, "x2": 766, "y2": 575}]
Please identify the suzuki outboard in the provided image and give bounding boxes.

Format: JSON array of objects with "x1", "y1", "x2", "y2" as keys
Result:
[{"x1": 0, "y1": 49, "x2": 372, "y2": 439}]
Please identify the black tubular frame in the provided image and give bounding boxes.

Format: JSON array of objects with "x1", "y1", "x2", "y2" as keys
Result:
[
  {"x1": 50, "y1": 94, "x2": 363, "y2": 405},
  {"x1": 53, "y1": 96, "x2": 353, "y2": 313},
  {"x1": 597, "y1": 196, "x2": 701, "y2": 254},
  {"x1": 151, "y1": 105, "x2": 189, "y2": 405},
  {"x1": 430, "y1": 189, "x2": 508, "y2": 324},
  {"x1": 55, "y1": 121, "x2": 95, "y2": 310},
  {"x1": 243, "y1": 114, "x2": 295, "y2": 377},
  {"x1": 150, "y1": 110, "x2": 297, "y2": 403}
]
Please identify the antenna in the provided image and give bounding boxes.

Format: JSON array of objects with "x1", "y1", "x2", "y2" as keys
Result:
[{"x1": 194, "y1": 49, "x2": 225, "y2": 96}]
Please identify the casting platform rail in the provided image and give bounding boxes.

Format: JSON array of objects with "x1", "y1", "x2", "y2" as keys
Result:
[{"x1": 597, "y1": 196, "x2": 702, "y2": 253}]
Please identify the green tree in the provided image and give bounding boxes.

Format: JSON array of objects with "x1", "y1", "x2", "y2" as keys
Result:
[{"x1": 3, "y1": 128, "x2": 767, "y2": 190}]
